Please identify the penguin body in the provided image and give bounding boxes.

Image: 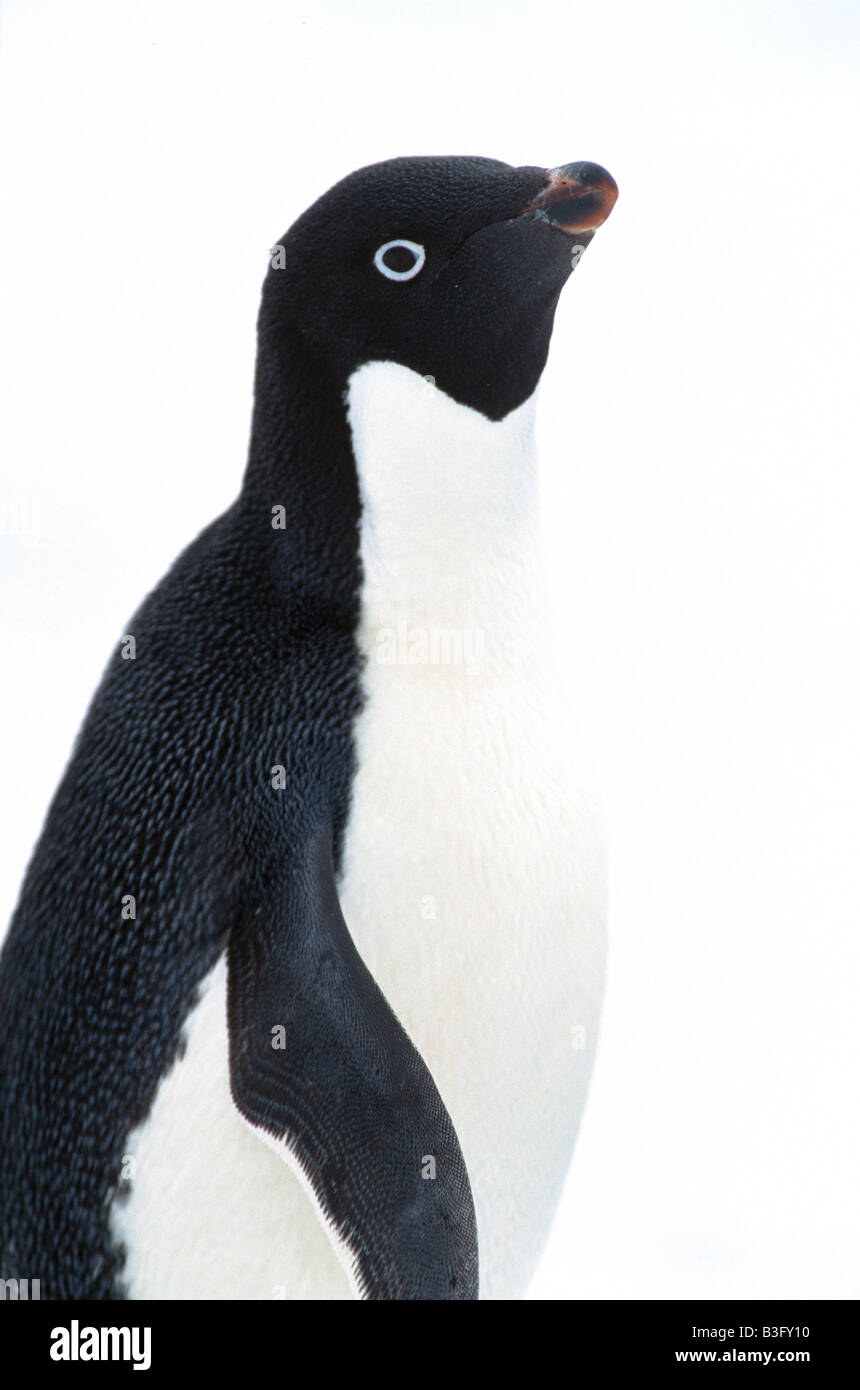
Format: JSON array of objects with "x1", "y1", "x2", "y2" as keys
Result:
[{"x1": 0, "y1": 155, "x2": 617, "y2": 1299}]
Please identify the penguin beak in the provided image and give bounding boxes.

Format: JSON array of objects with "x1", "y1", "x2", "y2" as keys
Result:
[{"x1": 520, "y1": 161, "x2": 618, "y2": 235}]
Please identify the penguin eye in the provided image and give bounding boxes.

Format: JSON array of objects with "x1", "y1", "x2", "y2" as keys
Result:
[{"x1": 373, "y1": 239, "x2": 425, "y2": 282}]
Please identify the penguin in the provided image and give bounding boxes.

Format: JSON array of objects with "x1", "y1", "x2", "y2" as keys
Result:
[{"x1": 0, "y1": 154, "x2": 617, "y2": 1301}]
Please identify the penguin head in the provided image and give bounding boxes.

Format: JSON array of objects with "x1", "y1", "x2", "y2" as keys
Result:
[{"x1": 261, "y1": 155, "x2": 617, "y2": 420}]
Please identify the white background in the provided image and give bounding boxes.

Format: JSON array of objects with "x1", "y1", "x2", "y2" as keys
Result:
[{"x1": 1, "y1": 0, "x2": 858, "y2": 1299}]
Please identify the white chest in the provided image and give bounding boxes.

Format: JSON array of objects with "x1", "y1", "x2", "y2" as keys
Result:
[{"x1": 339, "y1": 364, "x2": 606, "y2": 1297}]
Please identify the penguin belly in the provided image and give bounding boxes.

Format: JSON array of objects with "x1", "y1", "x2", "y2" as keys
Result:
[{"x1": 339, "y1": 667, "x2": 606, "y2": 1300}]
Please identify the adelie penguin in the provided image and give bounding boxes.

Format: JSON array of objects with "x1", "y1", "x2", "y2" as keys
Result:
[{"x1": 0, "y1": 154, "x2": 618, "y2": 1300}]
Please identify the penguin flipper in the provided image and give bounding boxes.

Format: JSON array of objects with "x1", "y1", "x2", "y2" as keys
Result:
[{"x1": 226, "y1": 824, "x2": 478, "y2": 1300}]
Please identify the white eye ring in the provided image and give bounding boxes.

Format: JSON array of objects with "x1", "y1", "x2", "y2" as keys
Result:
[{"x1": 373, "y1": 239, "x2": 426, "y2": 281}]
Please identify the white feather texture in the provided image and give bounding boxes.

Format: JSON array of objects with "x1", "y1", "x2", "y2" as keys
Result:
[
  {"x1": 341, "y1": 362, "x2": 606, "y2": 1298},
  {"x1": 111, "y1": 362, "x2": 606, "y2": 1299}
]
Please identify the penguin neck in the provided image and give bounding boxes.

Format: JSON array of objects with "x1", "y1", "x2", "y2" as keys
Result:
[
  {"x1": 241, "y1": 317, "x2": 362, "y2": 614},
  {"x1": 346, "y1": 361, "x2": 546, "y2": 647}
]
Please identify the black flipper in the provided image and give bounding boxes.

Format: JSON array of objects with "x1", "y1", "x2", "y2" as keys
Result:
[{"x1": 226, "y1": 825, "x2": 479, "y2": 1300}]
